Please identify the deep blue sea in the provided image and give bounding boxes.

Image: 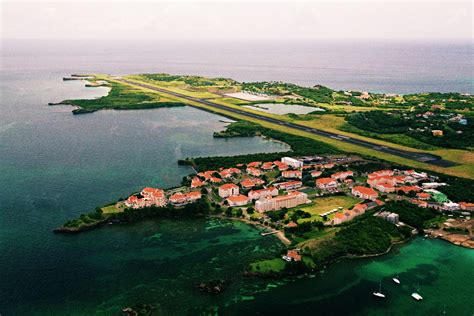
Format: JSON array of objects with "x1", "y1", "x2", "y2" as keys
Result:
[
  {"x1": 1, "y1": 40, "x2": 473, "y2": 315},
  {"x1": 3, "y1": 39, "x2": 473, "y2": 94}
]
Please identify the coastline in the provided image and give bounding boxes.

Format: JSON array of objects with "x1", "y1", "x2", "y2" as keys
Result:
[
  {"x1": 211, "y1": 214, "x2": 292, "y2": 245},
  {"x1": 50, "y1": 73, "x2": 473, "y2": 287},
  {"x1": 431, "y1": 234, "x2": 474, "y2": 249}
]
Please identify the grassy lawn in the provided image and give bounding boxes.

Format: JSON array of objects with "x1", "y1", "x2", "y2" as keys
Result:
[
  {"x1": 340, "y1": 122, "x2": 439, "y2": 150},
  {"x1": 298, "y1": 196, "x2": 360, "y2": 223},
  {"x1": 127, "y1": 74, "x2": 223, "y2": 99},
  {"x1": 265, "y1": 170, "x2": 281, "y2": 180},
  {"x1": 101, "y1": 203, "x2": 123, "y2": 214},
  {"x1": 300, "y1": 196, "x2": 360, "y2": 215},
  {"x1": 299, "y1": 188, "x2": 317, "y2": 195},
  {"x1": 249, "y1": 213, "x2": 264, "y2": 220},
  {"x1": 249, "y1": 258, "x2": 286, "y2": 274},
  {"x1": 316, "y1": 104, "x2": 395, "y2": 112}
]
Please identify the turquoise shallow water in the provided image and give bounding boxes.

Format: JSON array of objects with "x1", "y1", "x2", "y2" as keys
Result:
[
  {"x1": 0, "y1": 72, "x2": 289, "y2": 315},
  {"x1": 224, "y1": 238, "x2": 474, "y2": 315},
  {"x1": 1, "y1": 41, "x2": 473, "y2": 315}
]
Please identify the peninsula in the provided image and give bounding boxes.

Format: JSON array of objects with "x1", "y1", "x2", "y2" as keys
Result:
[{"x1": 54, "y1": 74, "x2": 474, "y2": 277}]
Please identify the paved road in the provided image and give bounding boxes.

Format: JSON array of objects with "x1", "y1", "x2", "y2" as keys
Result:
[{"x1": 118, "y1": 79, "x2": 456, "y2": 167}]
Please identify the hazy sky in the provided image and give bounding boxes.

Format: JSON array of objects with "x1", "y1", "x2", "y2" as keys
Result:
[{"x1": 1, "y1": 1, "x2": 472, "y2": 40}]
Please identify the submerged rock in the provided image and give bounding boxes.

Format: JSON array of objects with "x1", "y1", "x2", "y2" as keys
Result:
[
  {"x1": 121, "y1": 304, "x2": 157, "y2": 316},
  {"x1": 196, "y1": 279, "x2": 228, "y2": 295}
]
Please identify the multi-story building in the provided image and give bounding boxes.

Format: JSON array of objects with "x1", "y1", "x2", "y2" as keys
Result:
[
  {"x1": 282, "y1": 170, "x2": 303, "y2": 179},
  {"x1": 248, "y1": 187, "x2": 278, "y2": 200},
  {"x1": 125, "y1": 195, "x2": 146, "y2": 209},
  {"x1": 169, "y1": 191, "x2": 202, "y2": 205},
  {"x1": 191, "y1": 177, "x2": 205, "y2": 188},
  {"x1": 246, "y1": 167, "x2": 262, "y2": 177},
  {"x1": 374, "y1": 182, "x2": 396, "y2": 193},
  {"x1": 255, "y1": 191, "x2": 309, "y2": 212},
  {"x1": 377, "y1": 211, "x2": 399, "y2": 224},
  {"x1": 247, "y1": 161, "x2": 262, "y2": 168},
  {"x1": 218, "y1": 183, "x2": 239, "y2": 198},
  {"x1": 397, "y1": 186, "x2": 421, "y2": 194},
  {"x1": 331, "y1": 171, "x2": 354, "y2": 181},
  {"x1": 141, "y1": 187, "x2": 167, "y2": 207},
  {"x1": 240, "y1": 178, "x2": 265, "y2": 189},
  {"x1": 351, "y1": 186, "x2": 378, "y2": 200},
  {"x1": 227, "y1": 194, "x2": 249, "y2": 207},
  {"x1": 281, "y1": 157, "x2": 303, "y2": 168},
  {"x1": 311, "y1": 170, "x2": 322, "y2": 178},
  {"x1": 125, "y1": 187, "x2": 167, "y2": 208},
  {"x1": 316, "y1": 178, "x2": 338, "y2": 190},
  {"x1": 274, "y1": 180, "x2": 302, "y2": 191},
  {"x1": 274, "y1": 161, "x2": 289, "y2": 171},
  {"x1": 459, "y1": 202, "x2": 474, "y2": 211},
  {"x1": 261, "y1": 162, "x2": 274, "y2": 170}
]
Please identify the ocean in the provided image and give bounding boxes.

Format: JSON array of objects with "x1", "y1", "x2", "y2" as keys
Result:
[{"x1": 0, "y1": 39, "x2": 473, "y2": 315}]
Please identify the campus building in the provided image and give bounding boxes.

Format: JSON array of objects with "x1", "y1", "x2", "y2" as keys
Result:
[
  {"x1": 351, "y1": 186, "x2": 378, "y2": 200},
  {"x1": 281, "y1": 157, "x2": 303, "y2": 168},
  {"x1": 255, "y1": 191, "x2": 309, "y2": 212},
  {"x1": 218, "y1": 183, "x2": 239, "y2": 198}
]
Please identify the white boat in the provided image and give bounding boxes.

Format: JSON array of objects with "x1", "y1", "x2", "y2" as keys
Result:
[
  {"x1": 373, "y1": 292, "x2": 386, "y2": 298},
  {"x1": 411, "y1": 293, "x2": 423, "y2": 301},
  {"x1": 392, "y1": 274, "x2": 400, "y2": 284},
  {"x1": 373, "y1": 281, "x2": 386, "y2": 298}
]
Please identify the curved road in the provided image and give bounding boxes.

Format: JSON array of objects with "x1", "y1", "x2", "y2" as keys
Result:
[{"x1": 118, "y1": 79, "x2": 456, "y2": 167}]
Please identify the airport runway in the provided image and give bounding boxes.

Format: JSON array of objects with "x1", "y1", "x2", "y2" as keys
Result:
[{"x1": 118, "y1": 79, "x2": 456, "y2": 167}]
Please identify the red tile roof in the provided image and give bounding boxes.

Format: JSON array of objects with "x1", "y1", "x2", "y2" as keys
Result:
[
  {"x1": 331, "y1": 171, "x2": 353, "y2": 179},
  {"x1": 191, "y1": 177, "x2": 205, "y2": 187},
  {"x1": 374, "y1": 199, "x2": 384, "y2": 206},
  {"x1": 335, "y1": 212, "x2": 345, "y2": 219},
  {"x1": 127, "y1": 195, "x2": 138, "y2": 203},
  {"x1": 247, "y1": 161, "x2": 262, "y2": 167},
  {"x1": 398, "y1": 186, "x2": 421, "y2": 193},
  {"x1": 227, "y1": 194, "x2": 249, "y2": 203},
  {"x1": 353, "y1": 186, "x2": 378, "y2": 196},
  {"x1": 220, "y1": 183, "x2": 238, "y2": 190},
  {"x1": 417, "y1": 192, "x2": 431, "y2": 199},
  {"x1": 169, "y1": 192, "x2": 186, "y2": 201},
  {"x1": 187, "y1": 191, "x2": 202, "y2": 199},
  {"x1": 287, "y1": 250, "x2": 301, "y2": 262},
  {"x1": 316, "y1": 177, "x2": 336, "y2": 185}
]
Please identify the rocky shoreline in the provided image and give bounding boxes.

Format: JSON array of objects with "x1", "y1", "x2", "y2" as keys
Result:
[{"x1": 53, "y1": 219, "x2": 107, "y2": 233}]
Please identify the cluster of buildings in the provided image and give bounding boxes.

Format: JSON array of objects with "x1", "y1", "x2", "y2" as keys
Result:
[
  {"x1": 121, "y1": 154, "x2": 471, "y2": 230},
  {"x1": 365, "y1": 169, "x2": 421, "y2": 194},
  {"x1": 347, "y1": 168, "x2": 471, "y2": 214},
  {"x1": 214, "y1": 157, "x2": 311, "y2": 211},
  {"x1": 255, "y1": 191, "x2": 309, "y2": 212},
  {"x1": 125, "y1": 186, "x2": 203, "y2": 209},
  {"x1": 314, "y1": 170, "x2": 354, "y2": 191},
  {"x1": 125, "y1": 187, "x2": 168, "y2": 209}
]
